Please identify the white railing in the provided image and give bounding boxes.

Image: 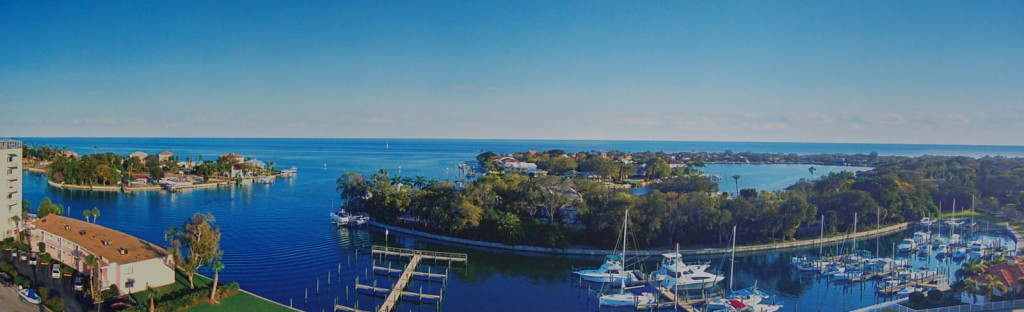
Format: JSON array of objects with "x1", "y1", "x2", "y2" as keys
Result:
[{"x1": 856, "y1": 299, "x2": 1024, "y2": 312}]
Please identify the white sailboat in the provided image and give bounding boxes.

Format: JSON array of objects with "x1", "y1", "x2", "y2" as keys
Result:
[
  {"x1": 598, "y1": 210, "x2": 657, "y2": 307},
  {"x1": 573, "y1": 254, "x2": 641, "y2": 284}
]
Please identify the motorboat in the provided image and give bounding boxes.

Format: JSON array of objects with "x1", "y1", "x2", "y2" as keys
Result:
[
  {"x1": 726, "y1": 286, "x2": 771, "y2": 306},
  {"x1": 897, "y1": 238, "x2": 916, "y2": 253},
  {"x1": 659, "y1": 263, "x2": 726, "y2": 290},
  {"x1": 573, "y1": 254, "x2": 641, "y2": 284},
  {"x1": 821, "y1": 264, "x2": 846, "y2": 276},
  {"x1": 952, "y1": 247, "x2": 967, "y2": 259},
  {"x1": 897, "y1": 286, "x2": 925, "y2": 298},
  {"x1": 912, "y1": 231, "x2": 930, "y2": 244},
  {"x1": 833, "y1": 270, "x2": 862, "y2": 282},
  {"x1": 331, "y1": 209, "x2": 370, "y2": 227},
  {"x1": 18, "y1": 287, "x2": 41, "y2": 304},
  {"x1": 919, "y1": 217, "x2": 936, "y2": 227},
  {"x1": 705, "y1": 298, "x2": 746, "y2": 312}
]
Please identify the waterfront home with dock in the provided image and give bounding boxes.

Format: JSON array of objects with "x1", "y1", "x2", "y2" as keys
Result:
[{"x1": 29, "y1": 215, "x2": 175, "y2": 295}]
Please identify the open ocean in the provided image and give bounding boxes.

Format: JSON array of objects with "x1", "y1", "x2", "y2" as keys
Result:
[{"x1": 14, "y1": 138, "x2": 1023, "y2": 312}]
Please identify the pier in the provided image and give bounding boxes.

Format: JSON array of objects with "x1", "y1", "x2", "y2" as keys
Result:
[{"x1": 335, "y1": 245, "x2": 467, "y2": 312}]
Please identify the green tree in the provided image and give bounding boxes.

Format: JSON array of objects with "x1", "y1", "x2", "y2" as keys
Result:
[
  {"x1": 808, "y1": 166, "x2": 816, "y2": 177},
  {"x1": 963, "y1": 278, "x2": 979, "y2": 303},
  {"x1": 984, "y1": 275, "x2": 1008, "y2": 302},
  {"x1": 336, "y1": 172, "x2": 369, "y2": 211},
  {"x1": 165, "y1": 213, "x2": 223, "y2": 289},
  {"x1": 36, "y1": 197, "x2": 63, "y2": 218},
  {"x1": 91, "y1": 207, "x2": 100, "y2": 224},
  {"x1": 83, "y1": 209, "x2": 93, "y2": 223}
]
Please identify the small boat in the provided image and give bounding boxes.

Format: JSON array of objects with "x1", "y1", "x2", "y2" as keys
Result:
[
  {"x1": 912, "y1": 231, "x2": 930, "y2": 244},
  {"x1": 897, "y1": 286, "x2": 925, "y2": 298},
  {"x1": 598, "y1": 286, "x2": 658, "y2": 307},
  {"x1": 833, "y1": 270, "x2": 862, "y2": 282},
  {"x1": 331, "y1": 209, "x2": 370, "y2": 227},
  {"x1": 821, "y1": 265, "x2": 846, "y2": 276},
  {"x1": 952, "y1": 247, "x2": 967, "y2": 259},
  {"x1": 919, "y1": 217, "x2": 935, "y2": 227},
  {"x1": 897, "y1": 238, "x2": 916, "y2": 253},
  {"x1": 726, "y1": 286, "x2": 771, "y2": 306},
  {"x1": 18, "y1": 287, "x2": 41, "y2": 304},
  {"x1": 573, "y1": 254, "x2": 641, "y2": 284}
]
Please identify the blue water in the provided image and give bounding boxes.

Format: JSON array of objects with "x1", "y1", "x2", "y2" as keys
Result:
[{"x1": 14, "y1": 138, "x2": 1023, "y2": 312}]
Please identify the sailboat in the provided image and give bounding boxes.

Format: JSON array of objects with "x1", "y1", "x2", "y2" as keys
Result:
[
  {"x1": 724, "y1": 226, "x2": 783, "y2": 311},
  {"x1": 598, "y1": 210, "x2": 658, "y2": 307}
]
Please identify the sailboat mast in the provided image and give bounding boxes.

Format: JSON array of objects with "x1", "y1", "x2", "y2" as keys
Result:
[
  {"x1": 621, "y1": 209, "x2": 628, "y2": 292},
  {"x1": 730, "y1": 225, "x2": 736, "y2": 291},
  {"x1": 853, "y1": 212, "x2": 858, "y2": 252},
  {"x1": 819, "y1": 214, "x2": 824, "y2": 257}
]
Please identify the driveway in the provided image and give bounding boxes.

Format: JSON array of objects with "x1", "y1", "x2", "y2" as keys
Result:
[{"x1": 3, "y1": 249, "x2": 90, "y2": 312}]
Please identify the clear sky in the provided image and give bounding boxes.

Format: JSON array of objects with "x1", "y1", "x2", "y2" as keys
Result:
[{"x1": 1, "y1": 1, "x2": 1022, "y2": 145}]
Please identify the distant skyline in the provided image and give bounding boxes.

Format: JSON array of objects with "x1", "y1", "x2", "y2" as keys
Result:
[{"x1": 2, "y1": 1, "x2": 1022, "y2": 145}]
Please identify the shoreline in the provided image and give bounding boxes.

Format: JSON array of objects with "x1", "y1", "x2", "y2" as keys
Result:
[
  {"x1": 32, "y1": 169, "x2": 276, "y2": 193},
  {"x1": 369, "y1": 221, "x2": 911, "y2": 257}
]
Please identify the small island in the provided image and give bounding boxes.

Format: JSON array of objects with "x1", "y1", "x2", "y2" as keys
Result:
[
  {"x1": 338, "y1": 149, "x2": 1024, "y2": 252},
  {"x1": 22, "y1": 145, "x2": 296, "y2": 193}
]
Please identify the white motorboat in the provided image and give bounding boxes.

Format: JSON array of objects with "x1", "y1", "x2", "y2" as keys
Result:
[
  {"x1": 331, "y1": 209, "x2": 370, "y2": 227},
  {"x1": 18, "y1": 287, "x2": 41, "y2": 304},
  {"x1": 598, "y1": 210, "x2": 657, "y2": 307},
  {"x1": 573, "y1": 254, "x2": 641, "y2": 284},
  {"x1": 897, "y1": 238, "x2": 916, "y2": 253},
  {"x1": 833, "y1": 270, "x2": 862, "y2": 282},
  {"x1": 651, "y1": 252, "x2": 722, "y2": 290},
  {"x1": 919, "y1": 217, "x2": 936, "y2": 227},
  {"x1": 912, "y1": 231, "x2": 930, "y2": 244},
  {"x1": 897, "y1": 286, "x2": 925, "y2": 298}
]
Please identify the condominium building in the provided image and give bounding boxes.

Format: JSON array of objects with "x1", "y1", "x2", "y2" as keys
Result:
[
  {"x1": 30, "y1": 215, "x2": 176, "y2": 294},
  {"x1": 1, "y1": 139, "x2": 22, "y2": 240}
]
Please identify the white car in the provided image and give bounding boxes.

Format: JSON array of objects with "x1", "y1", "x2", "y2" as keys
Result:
[
  {"x1": 19, "y1": 250, "x2": 27, "y2": 261},
  {"x1": 73, "y1": 276, "x2": 84, "y2": 291},
  {"x1": 51, "y1": 264, "x2": 61, "y2": 279},
  {"x1": 28, "y1": 252, "x2": 37, "y2": 265}
]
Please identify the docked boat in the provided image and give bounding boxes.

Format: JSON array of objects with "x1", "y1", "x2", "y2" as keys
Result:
[
  {"x1": 18, "y1": 287, "x2": 41, "y2": 304},
  {"x1": 897, "y1": 238, "x2": 916, "y2": 253},
  {"x1": 833, "y1": 270, "x2": 862, "y2": 282},
  {"x1": 573, "y1": 254, "x2": 641, "y2": 284},
  {"x1": 952, "y1": 247, "x2": 967, "y2": 259},
  {"x1": 598, "y1": 210, "x2": 657, "y2": 308},
  {"x1": 598, "y1": 286, "x2": 658, "y2": 307},
  {"x1": 897, "y1": 286, "x2": 926, "y2": 298},
  {"x1": 331, "y1": 209, "x2": 370, "y2": 227},
  {"x1": 654, "y1": 253, "x2": 725, "y2": 290},
  {"x1": 919, "y1": 217, "x2": 936, "y2": 227}
]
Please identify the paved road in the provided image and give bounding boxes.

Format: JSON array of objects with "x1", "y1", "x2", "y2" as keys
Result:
[{"x1": 3, "y1": 249, "x2": 90, "y2": 312}]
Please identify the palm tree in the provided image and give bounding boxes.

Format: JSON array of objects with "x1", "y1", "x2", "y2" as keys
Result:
[
  {"x1": 83, "y1": 209, "x2": 93, "y2": 223},
  {"x1": 210, "y1": 260, "x2": 225, "y2": 302},
  {"x1": 91, "y1": 207, "x2": 100, "y2": 223},
  {"x1": 963, "y1": 278, "x2": 979, "y2": 303},
  {"x1": 808, "y1": 166, "x2": 817, "y2": 177},
  {"x1": 9, "y1": 215, "x2": 20, "y2": 232},
  {"x1": 731, "y1": 175, "x2": 741, "y2": 196},
  {"x1": 984, "y1": 275, "x2": 1008, "y2": 302},
  {"x1": 84, "y1": 254, "x2": 100, "y2": 300}
]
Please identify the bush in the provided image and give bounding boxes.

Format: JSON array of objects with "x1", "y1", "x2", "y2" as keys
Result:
[
  {"x1": 927, "y1": 289, "x2": 943, "y2": 301},
  {"x1": 37, "y1": 287, "x2": 49, "y2": 300},
  {"x1": 909, "y1": 291, "x2": 926, "y2": 304},
  {"x1": 100, "y1": 284, "x2": 121, "y2": 300},
  {"x1": 43, "y1": 296, "x2": 64, "y2": 312}
]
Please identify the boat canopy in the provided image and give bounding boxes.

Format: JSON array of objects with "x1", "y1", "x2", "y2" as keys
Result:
[{"x1": 629, "y1": 286, "x2": 659, "y2": 295}]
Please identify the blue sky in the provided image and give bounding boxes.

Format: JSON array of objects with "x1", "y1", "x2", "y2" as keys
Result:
[{"x1": 1, "y1": 1, "x2": 1022, "y2": 145}]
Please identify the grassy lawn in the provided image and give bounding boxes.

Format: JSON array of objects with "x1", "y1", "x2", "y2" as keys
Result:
[
  {"x1": 186, "y1": 291, "x2": 296, "y2": 312},
  {"x1": 127, "y1": 270, "x2": 213, "y2": 304}
]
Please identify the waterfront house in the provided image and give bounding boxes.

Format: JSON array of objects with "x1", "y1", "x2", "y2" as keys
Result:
[
  {"x1": 29, "y1": 215, "x2": 175, "y2": 295},
  {"x1": 62, "y1": 150, "x2": 79, "y2": 159},
  {"x1": 130, "y1": 151, "x2": 148, "y2": 163},
  {"x1": 158, "y1": 151, "x2": 174, "y2": 163},
  {"x1": 961, "y1": 259, "x2": 1024, "y2": 304},
  {"x1": 221, "y1": 153, "x2": 245, "y2": 164},
  {"x1": 130, "y1": 174, "x2": 150, "y2": 186}
]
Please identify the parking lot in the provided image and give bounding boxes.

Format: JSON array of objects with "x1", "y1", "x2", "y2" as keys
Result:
[{"x1": 3, "y1": 249, "x2": 90, "y2": 312}]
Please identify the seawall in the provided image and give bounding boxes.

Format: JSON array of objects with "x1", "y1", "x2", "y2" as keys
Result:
[{"x1": 369, "y1": 221, "x2": 909, "y2": 257}]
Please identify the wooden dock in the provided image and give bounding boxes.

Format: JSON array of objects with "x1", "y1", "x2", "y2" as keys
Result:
[
  {"x1": 371, "y1": 245, "x2": 468, "y2": 264},
  {"x1": 336, "y1": 246, "x2": 465, "y2": 312},
  {"x1": 876, "y1": 274, "x2": 947, "y2": 296}
]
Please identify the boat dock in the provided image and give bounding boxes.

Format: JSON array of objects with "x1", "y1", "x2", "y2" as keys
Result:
[
  {"x1": 876, "y1": 274, "x2": 947, "y2": 296},
  {"x1": 633, "y1": 287, "x2": 720, "y2": 312},
  {"x1": 335, "y1": 245, "x2": 467, "y2": 312}
]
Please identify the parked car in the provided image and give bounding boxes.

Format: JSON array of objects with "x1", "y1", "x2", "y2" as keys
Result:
[
  {"x1": 51, "y1": 264, "x2": 61, "y2": 279},
  {"x1": 28, "y1": 252, "x2": 37, "y2": 265},
  {"x1": 73, "y1": 276, "x2": 84, "y2": 291},
  {"x1": 0, "y1": 272, "x2": 12, "y2": 287},
  {"x1": 19, "y1": 250, "x2": 27, "y2": 261}
]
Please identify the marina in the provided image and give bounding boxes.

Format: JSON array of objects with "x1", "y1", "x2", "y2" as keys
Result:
[
  {"x1": 335, "y1": 246, "x2": 467, "y2": 312},
  {"x1": 14, "y1": 138, "x2": 1024, "y2": 312}
]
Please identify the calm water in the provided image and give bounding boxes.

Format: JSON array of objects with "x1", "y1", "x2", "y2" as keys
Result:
[{"x1": 16, "y1": 138, "x2": 1024, "y2": 312}]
